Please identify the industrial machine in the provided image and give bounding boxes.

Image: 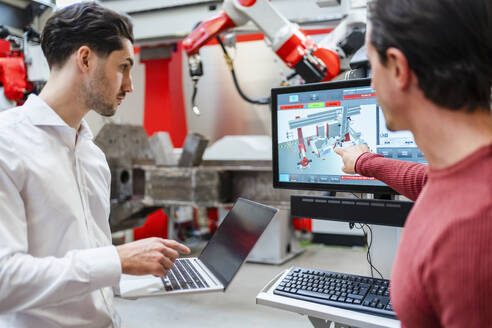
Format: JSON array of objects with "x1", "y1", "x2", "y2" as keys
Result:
[
  {"x1": 0, "y1": 26, "x2": 33, "y2": 110},
  {"x1": 182, "y1": 0, "x2": 365, "y2": 114},
  {"x1": 96, "y1": 123, "x2": 321, "y2": 263},
  {"x1": 0, "y1": 0, "x2": 52, "y2": 111},
  {"x1": 90, "y1": 1, "x2": 370, "y2": 261}
]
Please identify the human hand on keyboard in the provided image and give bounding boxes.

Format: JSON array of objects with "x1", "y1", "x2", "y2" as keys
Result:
[{"x1": 116, "y1": 238, "x2": 191, "y2": 277}]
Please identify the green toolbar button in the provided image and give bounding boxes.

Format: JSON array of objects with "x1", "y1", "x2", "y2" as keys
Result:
[{"x1": 308, "y1": 102, "x2": 325, "y2": 108}]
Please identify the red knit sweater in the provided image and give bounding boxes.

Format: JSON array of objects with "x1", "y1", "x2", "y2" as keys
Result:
[{"x1": 355, "y1": 145, "x2": 492, "y2": 327}]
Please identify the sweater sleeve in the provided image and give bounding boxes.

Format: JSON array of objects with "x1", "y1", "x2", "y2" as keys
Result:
[{"x1": 355, "y1": 152, "x2": 428, "y2": 201}]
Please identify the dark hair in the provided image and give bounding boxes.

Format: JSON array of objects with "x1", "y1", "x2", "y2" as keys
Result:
[
  {"x1": 41, "y1": 1, "x2": 134, "y2": 68},
  {"x1": 368, "y1": 0, "x2": 492, "y2": 112}
]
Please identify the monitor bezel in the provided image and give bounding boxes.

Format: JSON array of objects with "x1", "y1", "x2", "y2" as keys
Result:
[{"x1": 271, "y1": 78, "x2": 397, "y2": 194}]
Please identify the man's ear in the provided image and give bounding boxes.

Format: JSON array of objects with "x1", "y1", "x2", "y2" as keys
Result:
[
  {"x1": 75, "y1": 46, "x2": 93, "y2": 73},
  {"x1": 385, "y1": 47, "x2": 411, "y2": 90}
]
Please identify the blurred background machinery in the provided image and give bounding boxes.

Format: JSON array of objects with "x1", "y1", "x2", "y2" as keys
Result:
[
  {"x1": 93, "y1": 0, "x2": 368, "y2": 144},
  {"x1": 95, "y1": 124, "x2": 326, "y2": 263},
  {"x1": 0, "y1": 0, "x2": 52, "y2": 110},
  {"x1": 1, "y1": 0, "x2": 370, "y2": 262}
]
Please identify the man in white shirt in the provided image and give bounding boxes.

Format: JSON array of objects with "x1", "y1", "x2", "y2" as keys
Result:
[{"x1": 0, "y1": 2, "x2": 190, "y2": 327}]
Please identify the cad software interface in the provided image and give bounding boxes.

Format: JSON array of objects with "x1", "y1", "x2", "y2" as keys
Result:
[{"x1": 276, "y1": 84, "x2": 426, "y2": 187}]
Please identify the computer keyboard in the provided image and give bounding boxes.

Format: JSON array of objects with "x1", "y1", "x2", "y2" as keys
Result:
[
  {"x1": 162, "y1": 258, "x2": 209, "y2": 291},
  {"x1": 273, "y1": 267, "x2": 396, "y2": 319}
]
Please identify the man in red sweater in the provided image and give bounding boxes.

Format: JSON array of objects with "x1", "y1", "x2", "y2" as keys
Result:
[{"x1": 335, "y1": 0, "x2": 492, "y2": 326}]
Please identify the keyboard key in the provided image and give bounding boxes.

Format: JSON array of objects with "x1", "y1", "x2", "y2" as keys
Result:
[
  {"x1": 348, "y1": 293, "x2": 364, "y2": 300},
  {"x1": 297, "y1": 290, "x2": 331, "y2": 300}
]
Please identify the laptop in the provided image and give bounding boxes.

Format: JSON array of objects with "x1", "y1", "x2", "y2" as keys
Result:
[{"x1": 117, "y1": 198, "x2": 278, "y2": 298}]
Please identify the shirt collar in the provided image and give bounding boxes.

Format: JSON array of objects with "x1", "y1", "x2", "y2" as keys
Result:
[
  {"x1": 23, "y1": 94, "x2": 94, "y2": 140},
  {"x1": 79, "y1": 119, "x2": 94, "y2": 140}
]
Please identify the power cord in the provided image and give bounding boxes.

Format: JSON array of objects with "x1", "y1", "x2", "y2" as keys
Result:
[
  {"x1": 348, "y1": 192, "x2": 384, "y2": 279},
  {"x1": 350, "y1": 222, "x2": 384, "y2": 279},
  {"x1": 365, "y1": 224, "x2": 384, "y2": 279},
  {"x1": 215, "y1": 36, "x2": 270, "y2": 105}
]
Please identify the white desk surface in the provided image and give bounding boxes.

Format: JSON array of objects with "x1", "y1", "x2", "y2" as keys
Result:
[{"x1": 256, "y1": 268, "x2": 401, "y2": 328}]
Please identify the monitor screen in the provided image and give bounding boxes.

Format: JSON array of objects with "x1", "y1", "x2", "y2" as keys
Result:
[{"x1": 272, "y1": 78, "x2": 426, "y2": 194}]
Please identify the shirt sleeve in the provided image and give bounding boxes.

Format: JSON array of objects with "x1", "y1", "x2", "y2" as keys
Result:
[
  {"x1": 355, "y1": 152, "x2": 428, "y2": 201},
  {"x1": 0, "y1": 137, "x2": 122, "y2": 314},
  {"x1": 421, "y1": 209, "x2": 492, "y2": 327}
]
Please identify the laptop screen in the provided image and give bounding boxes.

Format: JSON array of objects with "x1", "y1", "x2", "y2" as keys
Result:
[{"x1": 199, "y1": 198, "x2": 278, "y2": 289}]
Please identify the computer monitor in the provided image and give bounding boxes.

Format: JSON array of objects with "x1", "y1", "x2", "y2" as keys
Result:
[{"x1": 272, "y1": 78, "x2": 426, "y2": 194}]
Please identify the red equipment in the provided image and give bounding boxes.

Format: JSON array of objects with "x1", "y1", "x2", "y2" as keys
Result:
[
  {"x1": 183, "y1": 0, "x2": 340, "y2": 84},
  {"x1": 0, "y1": 39, "x2": 29, "y2": 103}
]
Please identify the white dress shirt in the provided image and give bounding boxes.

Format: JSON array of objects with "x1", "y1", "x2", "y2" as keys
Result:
[{"x1": 0, "y1": 95, "x2": 122, "y2": 328}]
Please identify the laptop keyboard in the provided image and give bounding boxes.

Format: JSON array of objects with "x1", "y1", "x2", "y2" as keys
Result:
[{"x1": 161, "y1": 258, "x2": 210, "y2": 291}]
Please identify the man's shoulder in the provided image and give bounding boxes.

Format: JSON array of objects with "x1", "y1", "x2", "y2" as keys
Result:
[
  {"x1": 0, "y1": 106, "x2": 28, "y2": 130},
  {"x1": 0, "y1": 107, "x2": 29, "y2": 151}
]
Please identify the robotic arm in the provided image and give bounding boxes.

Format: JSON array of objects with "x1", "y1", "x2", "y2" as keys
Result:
[
  {"x1": 0, "y1": 25, "x2": 48, "y2": 111},
  {"x1": 0, "y1": 26, "x2": 29, "y2": 107},
  {"x1": 183, "y1": 0, "x2": 341, "y2": 83},
  {"x1": 182, "y1": 0, "x2": 365, "y2": 115}
]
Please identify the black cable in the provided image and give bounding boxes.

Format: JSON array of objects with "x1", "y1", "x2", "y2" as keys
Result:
[
  {"x1": 350, "y1": 220, "x2": 384, "y2": 280},
  {"x1": 286, "y1": 71, "x2": 299, "y2": 81},
  {"x1": 215, "y1": 36, "x2": 270, "y2": 105},
  {"x1": 350, "y1": 192, "x2": 363, "y2": 199},
  {"x1": 365, "y1": 224, "x2": 384, "y2": 279},
  {"x1": 351, "y1": 222, "x2": 373, "y2": 277}
]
